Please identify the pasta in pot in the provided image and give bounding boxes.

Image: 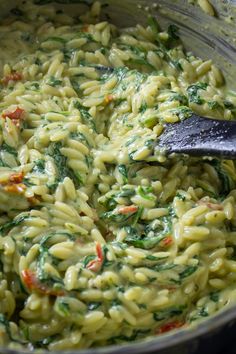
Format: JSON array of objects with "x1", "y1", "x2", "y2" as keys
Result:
[{"x1": 0, "y1": 0, "x2": 236, "y2": 350}]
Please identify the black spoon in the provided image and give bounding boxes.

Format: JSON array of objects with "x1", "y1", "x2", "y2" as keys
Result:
[
  {"x1": 158, "y1": 114, "x2": 236, "y2": 159},
  {"x1": 92, "y1": 65, "x2": 236, "y2": 159}
]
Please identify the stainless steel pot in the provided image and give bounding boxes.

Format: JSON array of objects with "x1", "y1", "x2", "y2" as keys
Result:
[{"x1": 0, "y1": 1, "x2": 236, "y2": 354}]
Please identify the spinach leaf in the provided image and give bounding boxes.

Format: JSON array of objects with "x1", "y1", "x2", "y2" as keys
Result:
[
  {"x1": 168, "y1": 93, "x2": 188, "y2": 106},
  {"x1": 124, "y1": 224, "x2": 167, "y2": 250},
  {"x1": 118, "y1": 164, "x2": 128, "y2": 184},
  {"x1": 0, "y1": 215, "x2": 29, "y2": 235},
  {"x1": 179, "y1": 265, "x2": 198, "y2": 279},
  {"x1": 74, "y1": 101, "x2": 96, "y2": 131},
  {"x1": 47, "y1": 76, "x2": 63, "y2": 87},
  {"x1": 0, "y1": 143, "x2": 17, "y2": 157},
  {"x1": 167, "y1": 24, "x2": 180, "y2": 41},
  {"x1": 208, "y1": 101, "x2": 222, "y2": 110},
  {"x1": 187, "y1": 82, "x2": 208, "y2": 105},
  {"x1": 33, "y1": 159, "x2": 45, "y2": 173},
  {"x1": 46, "y1": 142, "x2": 83, "y2": 189},
  {"x1": 209, "y1": 159, "x2": 234, "y2": 196},
  {"x1": 147, "y1": 16, "x2": 161, "y2": 33},
  {"x1": 210, "y1": 291, "x2": 220, "y2": 302},
  {"x1": 153, "y1": 305, "x2": 185, "y2": 321}
]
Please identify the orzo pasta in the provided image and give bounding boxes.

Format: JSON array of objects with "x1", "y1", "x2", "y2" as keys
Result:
[{"x1": 0, "y1": 0, "x2": 236, "y2": 351}]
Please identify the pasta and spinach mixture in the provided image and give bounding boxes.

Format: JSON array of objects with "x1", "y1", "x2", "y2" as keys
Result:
[{"x1": 0, "y1": 0, "x2": 236, "y2": 350}]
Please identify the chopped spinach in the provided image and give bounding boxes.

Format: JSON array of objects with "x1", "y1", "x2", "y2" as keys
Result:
[
  {"x1": 118, "y1": 164, "x2": 128, "y2": 184},
  {"x1": 137, "y1": 185, "x2": 155, "y2": 201},
  {"x1": 46, "y1": 142, "x2": 83, "y2": 189},
  {"x1": 179, "y1": 265, "x2": 198, "y2": 279},
  {"x1": 153, "y1": 305, "x2": 185, "y2": 321},
  {"x1": 82, "y1": 255, "x2": 96, "y2": 267},
  {"x1": 47, "y1": 76, "x2": 63, "y2": 87},
  {"x1": 139, "y1": 102, "x2": 148, "y2": 113},
  {"x1": 170, "y1": 106, "x2": 192, "y2": 120},
  {"x1": 0, "y1": 215, "x2": 29, "y2": 235},
  {"x1": 0, "y1": 143, "x2": 17, "y2": 157},
  {"x1": 147, "y1": 16, "x2": 161, "y2": 33},
  {"x1": 33, "y1": 159, "x2": 45, "y2": 173},
  {"x1": 124, "y1": 218, "x2": 170, "y2": 250},
  {"x1": 74, "y1": 101, "x2": 96, "y2": 131},
  {"x1": 168, "y1": 93, "x2": 188, "y2": 106},
  {"x1": 167, "y1": 25, "x2": 180, "y2": 41},
  {"x1": 209, "y1": 159, "x2": 234, "y2": 196},
  {"x1": 187, "y1": 82, "x2": 208, "y2": 105},
  {"x1": 208, "y1": 101, "x2": 222, "y2": 110},
  {"x1": 209, "y1": 291, "x2": 220, "y2": 302}
]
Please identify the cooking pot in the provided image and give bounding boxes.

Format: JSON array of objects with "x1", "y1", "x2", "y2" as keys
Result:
[{"x1": 0, "y1": 1, "x2": 236, "y2": 354}]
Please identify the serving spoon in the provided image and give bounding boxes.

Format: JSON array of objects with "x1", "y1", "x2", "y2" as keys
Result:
[
  {"x1": 158, "y1": 114, "x2": 236, "y2": 159},
  {"x1": 93, "y1": 65, "x2": 236, "y2": 159}
]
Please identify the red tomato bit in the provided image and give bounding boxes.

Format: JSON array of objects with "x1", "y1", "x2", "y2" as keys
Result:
[
  {"x1": 87, "y1": 242, "x2": 104, "y2": 272},
  {"x1": 2, "y1": 107, "x2": 25, "y2": 126},
  {"x1": 21, "y1": 269, "x2": 65, "y2": 297},
  {"x1": 2, "y1": 72, "x2": 22, "y2": 85},
  {"x1": 9, "y1": 171, "x2": 24, "y2": 184},
  {"x1": 158, "y1": 321, "x2": 185, "y2": 334},
  {"x1": 162, "y1": 236, "x2": 173, "y2": 247},
  {"x1": 117, "y1": 205, "x2": 138, "y2": 215}
]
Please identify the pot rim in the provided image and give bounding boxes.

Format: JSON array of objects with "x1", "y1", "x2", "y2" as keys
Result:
[{"x1": 2, "y1": 303, "x2": 236, "y2": 354}]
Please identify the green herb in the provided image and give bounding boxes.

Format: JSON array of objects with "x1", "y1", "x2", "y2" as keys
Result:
[
  {"x1": 175, "y1": 192, "x2": 186, "y2": 201},
  {"x1": 167, "y1": 25, "x2": 180, "y2": 41},
  {"x1": 83, "y1": 255, "x2": 96, "y2": 267},
  {"x1": 210, "y1": 291, "x2": 220, "y2": 302},
  {"x1": 127, "y1": 58, "x2": 155, "y2": 71},
  {"x1": 146, "y1": 255, "x2": 168, "y2": 261},
  {"x1": 111, "y1": 299, "x2": 121, "y2": 307},
  {"x1": 168, "y1": 93, "x2": 188, "y2": 106},
  {"x1": 47, "y1": 76, "x2": 63, "y2": 87},
  {"x1": 139, "y1": 102, "x2": 148, "y2": 113},
  {"x1": 187, "y1": 82, "x2": 208, "y2": 104},
  {"x1": 153, "y1": 305, "x2": 185, "y2": 321},
  {"x1": 46, "y1": 142, "x2": 83, "y2": 189},
  {"x1": 23, "y1": 178, "x2": 35, "y2": 187},
  {"x1": 70, "y1": 132, "x2": 91, "y2": 148},
  {"x1": 208, "y1": 101, "x2": 222, "y2": 110},
  {"x1": 74, "y1": 101, "x2": 96, "y2": 132},
  {"x1": 118, "y1": 188, "x2": 135, "y2": 198},
  {"x1": 209, "y1": 159, "x2": 234, "y2": 196},
  {"x1": 147, "y1": 16, "x2": 161, "y2": 33},
  {"x1": 55, "y1": 301, "x2": 70, "y2": 317},
  {"x1": 125, "y1": 136, "x2": 138, "y2": 146},
  {"x1": 33, "y1": 159, "x2": 45, "y2": 173},
  {"x1": 124, "y1": 226, "x2": 166, "y2": 250},
  {"x1": 170, "y1": 106, "x2": 193, "y2": 120},
  {"x1": 101, "y1": 207, "x2": 140, "y2": 225},
  {"x1": 118, "y1": 164, "x2": 128, "y2": 184},
  {"x1": 179, "y1": 265, "x2": 198, "y2": 279},
  {"x1": 145, "y1": 139, "x2": 155, "y2": 149},
  {"x1": 0, "y1": 143, "x2": 17, "y2": 157},
  {"x1": 137, "y1": 185, "x2": 154, "y2": 200},
  {"x1": 0, "y1": 215, "x2": 29, "y2": 235}
]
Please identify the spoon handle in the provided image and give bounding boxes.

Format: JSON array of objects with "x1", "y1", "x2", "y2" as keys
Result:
[{"x1": 158, "y1": 114, "x2": 236, "y2": 159}]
